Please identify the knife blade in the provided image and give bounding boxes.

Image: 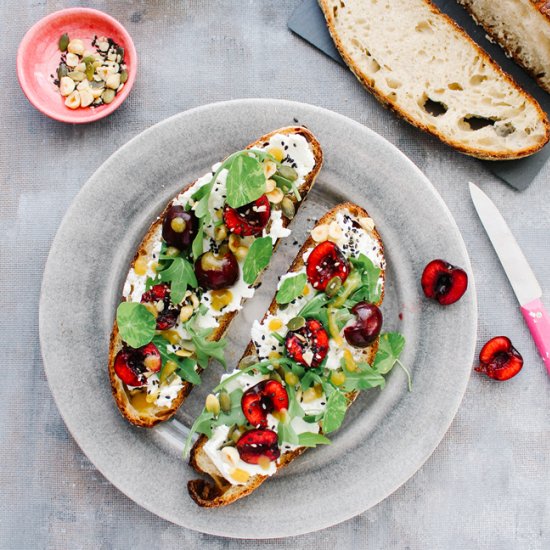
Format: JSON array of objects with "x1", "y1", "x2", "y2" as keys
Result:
[{"x1": 469, "y1": 182, "x2": 550, "y2": 374}]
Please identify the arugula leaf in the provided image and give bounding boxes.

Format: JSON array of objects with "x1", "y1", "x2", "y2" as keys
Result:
[
  {"x1": 373, "y1": 332, "x2": 405, "y2": 374},
  {"x1": 152, "y1": 335, "x2": 201, "y2": 385},
  {"x1": 297, "y1": 432, "x2": 331, "y2": 447},
  {"x1": 226, "y1": 154, "x2": 266, "y2": 208},
  {"x1": 116, "y1": 302, "x2": 156, "y2": 348},
  {"x1": 192, "y1": 336, "x2": 227, "y2": 369},
  {"x1": 287, "y1": 385, "x2": 305, "y2": 419},
  {"x1": 350, "y1": 254, "x2": 382, "y2": 304},
  {"x1": 156, "y1": 257, "x2": 197, "y2": 303},
  {"x1": 183, "y1": 409, "x2": 214, "y2": 458},
  {"x1": 278, "y1": 417, "x2": 299, "y2": 446},
  {"x1": 321, "y1": 389, "x2": 348, "y2": 434},
  {"x1": 191, "y1": 219, "x2": 204, "y2": 261},
  {"x1": 298, "y1": 293, "x2": 329, "y2": 319},
  {"x1": 276, "y1": 273, "x2": 307, "y2": 304},
  {"x1": 341, "y1": 364, "x2": 386, "y2": 392},
  {"x1": 243, "y1": 237, "x2": 273, "y2": 285},
  {"x1": 212, "y1": 388, "x2": 246, "y2": 428}
]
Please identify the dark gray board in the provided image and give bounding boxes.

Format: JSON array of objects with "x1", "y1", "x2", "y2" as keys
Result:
[{"x1": 288, "y1": 0, "x2": 550, "y2": 191}]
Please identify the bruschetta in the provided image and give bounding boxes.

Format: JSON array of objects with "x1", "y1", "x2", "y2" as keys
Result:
[
  {"x1": 187, "y1": 202, "x2": 406, "y2": 507},
  {"x1": 109, "y1": 127, "x2": 323, "y2": 427}
]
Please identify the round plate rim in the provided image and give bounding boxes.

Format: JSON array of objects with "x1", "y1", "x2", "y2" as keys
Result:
[{"x1": 39, "y1": 98, "x2": 477, "y2": 538}]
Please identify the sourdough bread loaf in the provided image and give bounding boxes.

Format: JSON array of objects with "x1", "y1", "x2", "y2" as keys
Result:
[{"x1": 318, "y1": 0, "x2": 550, "y2": 159}]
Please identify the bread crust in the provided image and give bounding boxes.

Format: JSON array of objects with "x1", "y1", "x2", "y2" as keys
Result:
[
  {"x1": 318, "y1": 0, "x2": 550, "y2": 160},
  {"x1": 108, "y1": 127, "x2": 323, "y2": 428},
  {"x1": 459, "y1": 0, "x2": 550, "y2": 94},
  {"x1": 188, "y1": 201, "x2": 385, "y2": 507}
]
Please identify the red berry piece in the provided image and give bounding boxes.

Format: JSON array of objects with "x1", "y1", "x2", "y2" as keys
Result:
[
  {"x1": 141, "y1": 283, "x2": 179, "y2": 330},
  {"x1": 344, "y1": 302, "x2": 383, "y2": 348},
  {"x1": 223, "y1": 195, "x2": 271, "y2": 236},
  {"x1": 241, "y1": 380, "x2": 289, "y2": 427},
  {"x1": 306, "y1": 241, "x2": 350, "y2": 291},
  {"x1": 162, "y1": 205, "x2": 197, "y2": 250},
  {"x1": 236, "y1": 428, "x2": 280, "y2": 464},
  {"x1": 114, "y1": 342, "x2": 161, "y2": 386},
  {"x1": 285, "y1": 319, "x2": 329, "y2": 368},
  {"x1": 195, "y1": 250, "x2": 239, "y2": 290},
  {"x1": 475, "y1": 336, "x2": 523, "y2": 381},
  {"x1": 421, "y1": 259, "x2": 468, "y2": 305}
]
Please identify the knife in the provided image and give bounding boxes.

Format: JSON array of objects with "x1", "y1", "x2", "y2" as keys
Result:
[{"x1": 469, "y1": 182, "x2": 550, "y2": 375}]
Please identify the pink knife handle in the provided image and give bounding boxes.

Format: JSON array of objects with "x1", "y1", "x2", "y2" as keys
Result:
[{"x1": 521, "y1": 298, "x2": 550, "y2": 375}]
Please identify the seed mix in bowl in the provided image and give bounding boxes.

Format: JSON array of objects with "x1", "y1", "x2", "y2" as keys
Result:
[{"x1": 53, "y1": 34, "x2": 128, "y2": 109}]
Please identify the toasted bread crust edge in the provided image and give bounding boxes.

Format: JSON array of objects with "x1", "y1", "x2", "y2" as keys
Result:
[
  {"x1": 108, "y1": 127, "x2": 323, "y2": 428},
  {"x1": 458, "y1": 0, "x2": 550, "y2": 95},
  {"x1": 318, "y1": 0, "x2": 550, "y2": 160},
  {"x1": 188, "y1": 201, "x2": 385, "y2": 507}
]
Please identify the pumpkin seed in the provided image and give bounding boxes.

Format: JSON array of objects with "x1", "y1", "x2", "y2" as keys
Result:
[
  {"x1": 120, "y1": 70, "x2": 128, "y2": 83},
  {"x1": 287, "y1": 316, "x2": 306, "y2": 331},
  {"x1": 67, "y1": 71, "x2": 85, "y2": 82},
  {"x1": 85, "y1": 63, "x2": 95, "y2": 81},
  {"x1": 325, "y1": 276, "x2": 342, "y2": 297},
  {"x1": 58, "y1": 33, "x2": 69, "y2": 52},
  {"x1": 219, "y1": 391, "x2": 231, "y2": 414},
  {"x1": 57, "y1": 63, "x2": 68, "y2": 79},
  {"x1": 281, "y1": 197, "x2": 295, "y2": 219},
  {"x1": 81, "y1": 55, "x2": 95, "y2": 64},
  {"x1": 101, "y1": 89, "x2": 115, "y2": 104},
  {"x1": 277, "y1": 165, "x2": 298, "y2": 181}
]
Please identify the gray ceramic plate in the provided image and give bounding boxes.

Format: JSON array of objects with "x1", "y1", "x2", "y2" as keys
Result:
[{"x1": 39, "y1": 99, "x2": 477, "y2": 538}]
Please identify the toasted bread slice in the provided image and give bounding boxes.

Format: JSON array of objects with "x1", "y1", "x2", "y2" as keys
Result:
[
  {"x1": 188, "y1": 202, "x2": 385, "y2": 507},
  {"x1": 318, "y1": 0, "x2": 550, "y2": 159},
  {"x1": 458, "y1": 0, "x2": 550, "y2": 94},
  {"x1": 109, "y1": 127, "x2": 323, "y2": 428}
]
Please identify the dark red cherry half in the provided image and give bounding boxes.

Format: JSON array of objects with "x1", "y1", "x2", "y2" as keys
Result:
[
  {"x1": 195, "y1": 250, "x2": 239, "y2": 290},
  {"x1": 241, "y1": 380, "x2": 289, "y2": 427},
  {"x1": 141, "y1": 283, "x2": 179, "y2": 330},
  {"x1": 285, "y1": 319, "x2": 329, "y2": 368},
  {"x1": 344, "y1": 302, "x2": 383, "y2": 348},
  {"x1": 223, "y1": 195, "x2": 271, "y2": 236},
  {"x1": 306, "y1": 241, "x2": 350, "y2": 291},
  {"x1": 114, "y1": 342, "x2": 161, "y2": 387},
  {"x1": 236, "y1": 428, "x2": 280, "y2": 464},
  {"x1": 421, "y1": 259, "x2": 468, "y2": 305},
  {"x1": 475, "y1": 336, "x2": 523, "y2": 381},
  {"x1": 162, "y1": 205, "x2": 197, "y2": 250}
]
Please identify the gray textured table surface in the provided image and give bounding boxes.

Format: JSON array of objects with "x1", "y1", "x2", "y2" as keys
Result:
[{"x1": 1, "y1": 1, "x2": 549, "y2": 549}]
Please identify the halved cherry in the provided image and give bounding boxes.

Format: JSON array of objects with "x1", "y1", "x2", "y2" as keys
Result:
[
  {"x1": 344, "y1": 302, "x2": 383, "y2": 348},
  {"x1": 114, "y1": 342, "x2": 161, "y2": 387},
  {"x1": 475, "y1": 336, "x2": 523, "y2": 381},
  {"x1": 195, "y1": 249, "x2": 239, "y2": 290},
  {"x1": 421, "y1": 259, "x2": 468, "y2": 305},
  {"x1": 241, "y1": 380, "x2": 289, "y2": 427},
  {"x1": 236, "y1": 428, "x2": 280, "y2": 464},
  {"x1": 306, "y1": 241, "x2": 350, "y2": 291},
  {"x1": 285, "y1": 319, "x2": 329, "y2": 368},
  {"x1": 141, "y1": 283, "x2": 179, "y2": 330},
  {"x1": 162, "y1": 205, "x2": 197, "y2": 250},
  {"x1": 223, "y1": 195, "x2": 271, "y2": 236}
]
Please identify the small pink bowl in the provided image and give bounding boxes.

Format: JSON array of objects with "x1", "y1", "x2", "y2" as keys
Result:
[{"x1": 17, "y1": 8, "x2": 137, "y2": 124}]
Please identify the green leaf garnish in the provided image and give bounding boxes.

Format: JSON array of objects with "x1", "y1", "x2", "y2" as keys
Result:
[
  {"x1": 373, "y1": 332, "x2": 405, "y2": 374},
  {"x1": 242, "y1": 237, "x2": 273, "y2": 285},
  {"x1": 156, "y1": 257, "x2": 197, "y2": 303},
  {"x1": 211, "y1": 388, "x2": 246, "y2": 428},
  {"x1": 226, "y1": 154, "x2": 267, "y2": 208},
  {"x1": 183, "y1": 410, "x2": 214, "y2": 458},
  {"x1": 349, "y1": 254, "x2": 382, "y2": 304},
  {"x1": 278, "y1": 416, "x2": 299, "y2": 446},
  {"x1": 152, "y1": 335, "x2": 201, "y2": 385},
  {"x1": 341, "y1": 363, "x2": 386, "y2": 392},
  {"x1": 191, "y1": 219, "x2": 204, "y2": 261},
  {"x1": 321, "y1": 389, "x2": 348, "y2": 434},
  {"x1": 297, "y1": 432, "x2": 331, "y2": 447},
  {"x1": 116, "y1": 302, "x2": 156, "y2": 348},
  {"x1": 276, "y1": 273, "x2": 307, "y2": 305}
]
